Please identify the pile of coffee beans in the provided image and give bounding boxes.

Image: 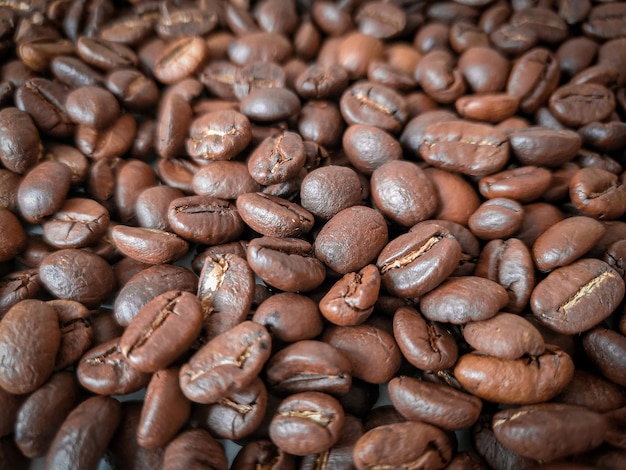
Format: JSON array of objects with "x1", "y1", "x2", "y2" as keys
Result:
[{"x1": 1, "y1": 0, "x2": 626, "y2": 468}]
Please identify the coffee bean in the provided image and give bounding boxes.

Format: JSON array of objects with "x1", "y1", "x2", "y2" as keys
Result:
[
  {"x1": 111, "y1": 225, "x2": 189, "y2": 265},
  {"x1": 492, "y1": 403, "x2": 608, "y2": 462},
  {"x1": 340, "y1": 81, "x2": 408, "y2": 133},
  {"x1": 337, "y1": 32, "x2": 384, "y2": 80},
  {"x1": 231, "y1": 439, "x2": 295, "y2": 470},
  {"x1": 458, "y1": 46, "x2": 510, "y2": 94},
  {"x1": 0, "y1": 107, "x2": 42, "y2": 174},
  {"x1": 269, "y1": 391, "x2": 345, "y2": 456},
  {"x1": 300, "y1": 166, "x2": 363, "y2": 219},
  {"x1": 469, "y1": 198, "x2": 524, "y2": 240},
  {"x1": 507, "y1": 48, "x2": 560, "y2": 114},
  {"x1": 163, "y1": 428, "x2": 228, "y2": 470},
  {"x1": 252, "y1": 293, "x2": 324, "y2": 343},
  {"x1": 0, "y1": 269, "x2": 41, "y2": 317},
  {"x1": 186, "y1": 109, "x2": 252, "y2": 162},
  {"x1": 416, "y1": 50, "x2": 467, "y2": 104},
  {"x1": 180, "y1": 321, "x2": 271, "y2": 404},
  {"x1": 353, "y1": 421, "x2": 452, "y2": 470},
  {"x1": 455, "y1": 345, "x2": 575, "y2": 404},
  {"x1": 570, "y1": 167, "x2": 626, "y2": 219},
  {"x1": 549, "y1": 83, "x2": 615, "y2": 128},
  {"x1": 556, "y1": 370, "x2": 626, "y2": 414},
  {"x1": 0, "y1": 208, "x2": 26, "y2": 263},
  {"x1": 240, "y1": 87, "x2": 301, "y2": 122},
  {"x1": 247, "y1": 130, "x2": 306, "y2": 185},
  {"x1": 423, "y1": 168, "x2": 481, "y2": 227},
  {"x1": 584, "y1": 327, "x2": 626, "y2": 387},
  {"x1": 479, "y1": 166, "x2": 552, "y2": 202},
  {"x1": 295, "y1": 63, "x2": 349, "y2": 100},
  {"x1": 583, "y1": 2, "x2": 626, "y2": 40}
]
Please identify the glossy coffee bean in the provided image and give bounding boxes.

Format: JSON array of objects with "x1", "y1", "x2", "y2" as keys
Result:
[
  {"x1": 252, "y1": 293, "x2": 324, "y2": 343},
  {"x1": 163, "y1": 429, "x2": 227, "y2": 470}
]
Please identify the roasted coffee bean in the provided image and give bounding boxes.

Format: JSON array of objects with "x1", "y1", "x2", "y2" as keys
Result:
[
  {"x1": 389, "y1": 375, "x2": 482, "y2": 430},
  {"x1": 0, "y1": 208, "x2": 26, "y2": 262},
  {"x1": 353, "y1": 421, "x2": 452, "y2": 470},
  {"x1": 231, "y1": 439, "x2": 295, "y2": 470},
  {"x1": 240, "y1": 87, "x2": 301, "y2": 122},
  {"x1": 340, "y1": 81, "x2": 408, "y2": 133},
  {"x1": 556, "y1": 370, "x2": 626, "y2": 414},
  {"x1": 39, "y1": 249, "x2": 116, "y2": 309},
  {"x1": 479, "y1": 166, "x2": 552, "y2": 202},
  {"x1": 233, "y1": 61, "x2": 285, "y2": 100},
  {"x1": 46, "y1": 396, "x2": 121, "y2": 470},
  {"x1": 180, "y1": 321, "x2": 271, "y2": 404},
  {"x1": 584, "y1": 328, "x2": 626, "y2": 387},
  {"x1": 77, "y1": 338, "x2": 151, "y2": 396},
  {"x1": 50, "y1": 55, "x2": 105, "y2": 89},
  {"x1": 48, "y1": 299, "x2": 93, "y2": 370},
  {"x1": 455, "y1": 345, "x2": 575, "y2": 404},
  {"x1": 0, "y1": 300, "x2": 59, "y2": 395},
  {"x1": 76, "y1": 37, "x2": 137, "y2": 72},
  {"x1": 269, "y1": 391, "x2": 345, "y2": 456},
  {"x1": 186, "y1": 109, "x2": 252, "y2": 162},
  {"x1": 423, "y1": 168, "x2": 481, "y2": 227},
  {"x1": 300, "y1": 166, "x2": 363, "y2": 219},
  {"x1": 416, "y1": 50, "x2": 466, "y2": 104},
  {"x1": 342, "y1": 124, "x2": 402, "y2": 175},
  {"x1": 192, "y1": 161, "x2": 261, "y2": 200},
  {"x1": 295, "y1": 63, "x2": 349, "y2": 100},
  {"x1": 583, "y1": 2, "x2": 626, "y2": 40},
  {"x1": 606, "y1": 240, "x2": 626, "y2": 280},
  {"x1": 15, "y1": 78, "x2": 73, "y2": 139},
  {"x1": 14, "y1": 372, "x2": 79, "y2": 458},
  {"x1": 421, "y1": 276, "x2": 509, "y2": 324},
  {"x1": 492, "y1": 403, "x2": 608, "y2": 462},
  {"x1": 468, "y1": 198, "x2": 524, "y2": 240},
  {"x1": 120, "y1": 291, "x2": 202, "y2": 373},
  {"x1": 163, "y1": 428, "x2": 227, "y2": 470},
  {"x1": 557, "y1": 36, "x2": 598, "y2": 77},
  {"x1": 135, "y1": 186, "x2": 184, "y2": 232},
  {"x1": 570, "y1": 167, "x2": 626, "y2": 220},
  {"x1": 65, "y1": 85, "x2": 120, "y2": 129},
  {"x1": 322, "y1": 323, "x2": 401, "y2": 384},
  {"x1": 508, "y1": 127, "x2": 581, "y2": 167},
  {"x1": 393, "y1": 306, "x2": 458, "y2": 371},
  {"x1": 252, "y1": 292, "x2": 324, "y2": 343},
  {"x1": 0, "y1": 269, "x2": 41, "y2": 316},
  {"x1": 458, "y1": 46, "x2": 510, "y2": 94},
  {"x1": 153, "y1": 36, "x2": 208, "y2": 85},
  {"x1": 507, "y1": 48, "x2": 560, "y2": 114},
  {"x1": 0, "y1": 169, "x2": 20, "y2": 212},
  {"x1": 463, "y1": 313, "x2": 545, "y2": 360},
  {"x1": 377, "y1": 224, "x2": 462, "y2": 299},
  {"x1": 42, "y1": 198, "x2": 109, "y2": 249},
  {"x1": 549, "y1": 83, "x2": 615, "y2": 128},
  {"x1": 106, "y1": 69, "x2": 159, "y2": 112},
  {"x1": 111, "y1": 225, "x2": 189, "y2": 265},
  {"x1": 237, "y1": 192, "x2": 314, "y2": 238},
  {"x1": 114, "y1": 264, "x2": 197, "y2": 327},
  {"x1": 420, "y1": 121, "x2": 509, "y2": 176},
  {"x1": 247, "y1": 131, "x2": 306, "y2": 185},
  {"x1": 138, "y1": 367, "x2": 191, "y2": 450},
  {"x1": 17, "y1": 160, "x2": 71, "y2": 224},
  {"x1": 76, "y1": 113, "x2": 137, "y2": 161}
]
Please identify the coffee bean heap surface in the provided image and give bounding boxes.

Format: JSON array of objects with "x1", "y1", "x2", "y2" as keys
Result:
[{"x1": 1, "y1": 0, "x2": 626, "y2": 469}]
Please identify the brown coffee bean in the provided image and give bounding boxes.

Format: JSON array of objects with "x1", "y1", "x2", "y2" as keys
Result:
[
  {"x1": 15, "y1": 78, "x2": 73, "y2": 139},
  {"x1": 507, "y1": 48, "x2": 560, "y2": 114},
  {"x1": 266, "y1": 340, "x2": 352, "y2": 395},
  {"x1": 247, "y1": 131, "x2": 306, "y2": 185},
  {"x1": 237, "y1": 192, "x2": 314, "y2": 238},
  {"x1": 46, "y1": 396, "x2": 121, "y2": 470},
  {"x1": 393, "y1": 306, "x2": 458, "y2": 371},
  {"x1": 377, "y1": 224, "x2": 462, "y2": 299},
  {"x1": 606, "y1": 239, "x2": 626, "y2": 280},
  {"x1": 106, "y1": 69, "x2": 159, "y2": 112},
  {"x1": 77, "y1": 338, "x2": 151, "y2": 395},
  {"x1": 42, "y1": 198, "x2": 109, "y2": 249},
  {"x1": 135, "y1": 186, "x2": 184, "y2": 232},
  {"x1": 0, "y1": 170, "x2": 20, "y2": 212},
  {"x1": 556, "y1": 370, "x2": 626, "y2": 414},
  {"x1": 120, "y1": 291, "x2": 202, "y2": 373},
  {"x1": 153, "y1": 36, "x2": 208, "y2": 85},
  {"x1": 549, "y1": 83, "x2": 615, "y2": 128},
  {"x1": 479, "y1": 166, "x2": 552, "y2": 202},
  {"x1": 111, "y1": 225, "x2": 188, "y2": 265},
  {"x1": 0, "y1": 300, "x2": 59, "y2": 395},
  {"x1": 456, "y1": 93, "x2": 519, "y2": 123},
  {"x1": 340, "y1": 81, "x2": 408, "y2": 133},
  {"x1": 421, "y1": 276, "x2": 509, "y2": 324},
  {"x1": 342, "y1": 124, "x2": 402, "y2": 175},
  {"x1": 300, "y1": 166, "x2": 363, "y2": 219},
  {"x1": 416, "y1": 49, "x2": 467, "y2": 104},
  {"x1": 295, "y1": 63, "x2": 349, "y2": 100},
  {"x1": 228, "y1": 32, "x2": 292, "y2": 66},
  {"x1": 270, "y1": 391, "x2": 345, "y2": 456},
  {"x1": 463, "y1": 313, "x2": 545, "y2": 360},
  {"x1": 0, "y1": 208, "x2": 26, "y2": 262},
  {"x1": 509, "y1": 127, "x2": 582, "y2": 167},
  {"x1": 423, "y1": 168, "x2": 481, "y2": 227},
  {"x1": 420, "y1": 121, "x2": 509, "y2": 176},
  {"x1": 353, "y1": 421, "x2": 452, "y2": 470},
  {"x1": 17, "y1": 160, "x2": 71, "y2": 224},
  {"x1": 180, "y1": 321, "x2": 271, "y2": 404},
  {"x1": 570, "y1": 167, "x2": 626, "y2": 220},
  {"x1": 583, "y1": 3, "x2": 626, "y2": 40},
  {"x1": 76, "y1": 113, "x2": 136, "y2": 161},
  {"x1": 186, "y1": 109, "x2": 252, "y2": 162},
  {"x1": 469, "y1": 198, "x2": 524, "y2": 240},
  {"x1": 0, "y1": 269, "x2": 41, "y2": 317},
  {"x1": 163, "y1": 428, "x2": 227, "y2": 470},
  {"x1": 584, "y1": 327, "x2": 626, "y2": 387},
  {"x1": 370, "y1": 160, "x2": 438, "y2": 227},
  {"x1": 14, "y1": 372, "x2": 79, "y2": 457},
  {"x1": 168, "y1": 195, "x2": 244, "y2": 245},
  {"x1": 240, "y1": 87, "x2": 301, "y2": 122},
  {"x1": 337, "y1": 32, "x2": 384, "y2": 80},
  {"x1": 156, "y1": 4, "x2": 219, "y2": 39},
  {"x1": 389, "y1": 375, "x2": 482, "y2": 430},
  {"x1": 138, "y1": 367, "x2": 191, "y2": 450},
  {"x1": 493, "y1": 403, "x2": 608, "y2": 462},
  {"x1": 65, "y1": 85, "x2": 120, "y2": 130},
  {"x1": 47, "y1": 299, "x2": 93, "y2": 370},
  {"x1": 315, "y1": 206, "x2": 388, "y2": 275},
  {"x1": 532, "y1": 216, "x2": 606, "y2": 272},
  {"x1": 458, "y1": 46, "x2": 510, "y2": 94},
  {"x1": 252, "y1": 293, "x2": 324, "y2": 343},
  {"x1": 322, "y1": 323, "x2": 401, "y2": 384}
]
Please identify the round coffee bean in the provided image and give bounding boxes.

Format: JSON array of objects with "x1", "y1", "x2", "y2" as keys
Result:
[
  {"x1": 186, "y1": 110, "x2": 252, "y2": 162},
  {"x1": 65, "y1": 85, "x2": 120, "y2": 129},
  {"x1": 247, "y1": 131, "x2": 306, "y2": 185},
  {"x1": 239, "y1": 87, "x2": 301, "y2": 122},
  {"x1": 340, "y1": 81, "x2": 408, "y2": 133},
  {"x1": 479, "y1": 166, "x2": 552, "y2": 202},
  {"x1": 468, "y1": 198, "x2": 524, "y2": 240},
  {"x1": 300, "y1": 166, "x2": 363, "y2": 220},
  {"x1": 0, "y1": 107, "x2": 42, "y2": 174},
  {"x1": 111, "y1": 225, "x2": 189, "y2": 265},
  {"x1": 343, "y1": 124, "x2": 402, "y2": 175},
  {"x1": 252, "y1": 293, "x2": 324, "y2": 343},
  {"x1": 570, "y1": 167, "x2": 626, "y2": 220},
  {"x1": 549, "y1": 83, "x2": 615, "y2": 128},
  {"x1": 583, "y1": 328, "x2": 626, "y2": 387},
  {"x1": 17, "y1": 160, "x2": 72, "y2": 224},
  {"x1": 153, "y1": 36, "x2": 208, "y2": 85},
  {"x1": 0, "y1": 208, "x2": 26, "y2": 262},
  {"x1": 163, "y1": 428, "x2": 227, "y2": 470}
]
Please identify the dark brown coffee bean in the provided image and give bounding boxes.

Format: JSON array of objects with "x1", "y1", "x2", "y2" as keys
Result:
[
  {"x1": 340, "y1": 81, "x2": 408, "y2": 133},
  {"x1": 556, "y1": 370, "x2": 626, "y2": 414},
  {"x1": 549, "y1": 83, "x2": 615, "y2": 128},
  {"x1": 532, "y1": 216, "x2": 606, "y2": 272},
  {"x1": 420, "y1": 121, "x2": 509, "y2": 176},
  {"x1": 0, "y1": 269, "x2": 41, "y2": 317},
  {"x1": 269, "y1": 391, "x2": 345, "y2": 456},
  {"x1": 120, "y1": 291, "x2": 202, "y2": 373},
  {"x1": 389, "y1": 375, "x2": 482, "y2": 430},
  {"x1": 342, "y1": 124, "x2": 402, "y2": 175},
  {"x1": 247, "y1": 131, "x2": 306, "y2": 185},
  {"x1": 0, "y1": 300, "x2": 59, "y2": 394},
  {"x1": 479, "y1": 166, "x2": 552, "y2": 202},
  {"x1": 14, "y1": 372, "x2": 79, "y2": 458},
  {"x1": 46, "y1": 396, "x2": 121, "y2": 470},
  {"x1": 15, "y1": 78, "x2": 73, "y2": 139},
  {"x1": 0, "y1": 107, "x2": 41, "y2": 174},
  {"x1": 295, "y1": 63, "x2": 349, "y2": 100},
  {"x1": 315, "y1": 206, "x2": 388, "y2": 275},
  {"x1": 48, "y1": 299, "x2": 93, "y2": 370},
  {"x1": 65, "y1": 85, "x2": 119, "y2": 129},
  {"x1": 300, "y1": 166, "x2": 363, "y2": 219},
  {"x1": 39, "y1": 249, "x2": 116, "y2": 308},
  {"x1": 266, "y1": 340, "x2": 352, "y2": 395},
  {"x1": 17, "y1": 160, "x2": 71, "y2": 224},
  {"x1": 493, "y1": 403, "x2": 608, "y2": 462},
  {"x1": 0, "y1": 208, "x2": 26, "y2": 262},
  {"x1": 156, "y1": 4, "x2": 219, "y2": 39},
  {"x1": 456, "y1": 93, "x2": 519, "y2": 123},
  {"x1": 377, "y1": 224, "x2": 462, "y2": 299},
  {"x1": 371, "y1": 160, "x2": 438, "y2": 227},
  {"x1": 89, "y1": 308, "x2": 124, "y2": 347},
  {"x1": 156, "y1": 93, "x2": 192, "y2": 160},
  {"x1": 105, "y1": 69, "x2": 159, "y2": 112},
  {"x1": 353, "y1": 421, "x2": 452, "y2": 470},
  {"x1": 252, "y1": 292, "x2": 324, "y2": 343},
  {"x1": 138, "y1": 367, "x2": 191, "y2": 450},
  {"x1": 583, "y1": 3, "x2": 626, "y2": 40},
  {"x1": 322, "y1": 323, "x2": 401, "y2": 384},
  {"x1": 114, "y1": 264, "x2": 198, "y2": 327},
  {"x1": 77, "y1": 338, "x2": 151, "y2": 395},
  {"x1": 232, "y1": 439, "x2": 296, "y2": 469},
  {"x1": 191, "y1": 161, "x2": 258, "y2": 200},
  {"x1": 232, "y1": 61, "x2": 285, "y2": 101},
  {"x1": 135, "y1": 186, "x2": 184, "y2": 232},
  {"x1": 474, "y1": 238, "x2": 534, "y2": 313},
  {"x1": 507, "y1": 48, "x2": 560, "y2": 114},
  {"x1": 606, "y1": 239, "x2": 626, "y2": 280},
  {"x1": 75, "y1": 112, "x2": 136, "y2": 161},
  {"x1": 416, "y1": 49, "x2": 466, "y2": 104},
  {"x1": 557, "y1": 37, "x2": 598, "y2": 77},
  {"x1": 50, "y1": 55, "x2": 105, "y2": 89},
  {"x1": 457, "y1": 344, "x2": 575, "y2": 404},
  {"x1": 393, "y1": 306, "x2": 458, "y2": 371},
  {"x1": 228, "y1": 32, "x2": 292, "y2": 66},
  {"x1": 319, "y1": 264, "x2": 380, "y2": 326},
  {"x1": 423, "y1": 168, "x2": 481, "y2": 227},
  {"x1": 98, "y1": 14, "x2": 155, "y2": 46},
  {"x1": 186, "y1": 109, "x2": 252, "y2": 162},
  {"x1": 168, "y1": 195, "x2": 244, "y2": 245},
  {"x1": 153, "y1": 36, "x2": 208, "y2": 85},
  {"x1": 584, "y1": 327, "x2": 626, "y2": 387},
  {"x1": 510, "y1": 6, "x2": 568, "y2": 44},
  {"x1": 42, "y1": 198, "x2": 109, "y2": 249},
  {"x1": 297, "y1": 100, "x2": 343, "y2": 148},
  {"x1": 180, "y1": 321, "x2": 271, "y2": 404},
  {"x1": 531, "y1": 258, "x2": 624, "y2": 335},
  {"x1": 458, "y1": 46, "x2": 510, "y2": 94},
  {"x1": 463, "y1": 313, "x2": 545, "y2": 360},
  {"x1": 237, "y1": 192, "x2": 314, "y2": 238},
  {"x1": 76, "y1": 36, "x2": 137, "y2": 72},
  {"x1": 570, "y1": 167, "x2": 626, "y2": 219},
  {"x1": 111, "y1": 225, "x2": 188, "y2": 265},
  {"x1": 248, "y1": 236, "x2": 325, "y2": 292},
  {"x1": 421, "y1": 276, "x2": 509, "y2": 324},
  {"x1": 354, "y1": 1, "x2": 406, "y2": 38},
  {"x1": 163, "y1": 428, "x2": 227, "y2": 470},
  {"x1": 508, "y1": 127, "x2": 581, "y2": 167},
  {"x1": 0, "y1": 169, "x2": 20, "y2": 212},
  {"x1": 240, "y1": 87, "x2": 301, "y2": 122},
  {"x1": 469, "y1": 198, "x2": 524, "y2": 240}
]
